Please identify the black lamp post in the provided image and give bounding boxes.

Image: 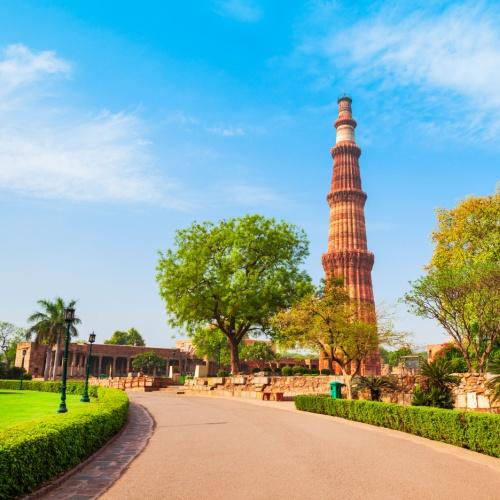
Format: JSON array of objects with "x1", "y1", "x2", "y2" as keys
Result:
[
  {"x1": 58, "y1": 306, "x2": 75, "y2": 413},
  {"x1": 81, "y1": 332, "x2": 96, "y2": 403},
  {"x1": 18, "y1": 348, "x2": 27, "y2": 390}
]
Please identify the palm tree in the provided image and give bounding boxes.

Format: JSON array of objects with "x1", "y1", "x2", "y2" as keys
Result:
[
  {"x1": 26, "y1": 298, "x2": 80, "y2": 380},
  {"x1": 354, "y1": 376, "x2": 398, "y2": 401},
  {"x1": 420, "y1": 358, "x2": 459, "y2": 390},
  {"x1": 412, "y1": 358, "x2": 459, "y2": 409}
]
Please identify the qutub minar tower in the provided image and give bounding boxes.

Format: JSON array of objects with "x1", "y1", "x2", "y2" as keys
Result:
[{"x1": 322, "y1": 96, "x2": 381, "y2": 375}]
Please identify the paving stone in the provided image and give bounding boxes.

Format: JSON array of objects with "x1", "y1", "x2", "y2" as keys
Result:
[{"x1": 35, "y1": 402, "x2": 154, "y2": 500}]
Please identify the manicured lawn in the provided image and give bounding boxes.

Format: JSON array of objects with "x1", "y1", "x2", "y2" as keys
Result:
[{"x1": 0, "y1": 390, "x2": 98, "y2": 430}]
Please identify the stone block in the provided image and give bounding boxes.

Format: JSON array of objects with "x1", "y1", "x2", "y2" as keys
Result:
[
  {"x1": 456, "y1": 394, "x2": 467, "y2": 408},
  {"x1": 232, "y1": 376, "x2": 246, "y2": 385},
  {"x1": 253, "y1": 376, "x2": 270, "y2": 385},
  {"x1": 466, "y1": 392, "x2": 478, "y2": 409},
  {"x1": 477, "y1": 395, "x2": 491, "y2": 409},
  {"x1": 194, "y1": 365, "x2": 208, "y2": 378}
]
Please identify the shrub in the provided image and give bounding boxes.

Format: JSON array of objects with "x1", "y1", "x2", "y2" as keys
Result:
[
  {"x1": 310, "y1": 369, "x2": 319, "y2": 375},
  {"x1": 252, "y1": 367, "x2": 261, "y2": 373},
  {"x1": 0, "y1": 380, "x2": 128, "y2": 498},
  {"x1": 216, "y1": 369, "x2": 230, "y2": 377},
  {"x1": 320, "y1": 369, "x2": 331, "y2": 375},
  {"x1": 353, "y1": 376, "x2": 398, "y2": 401},
  {"x1": 281, "y1": 366, "x2": 293, "y2": 376},
  {"x1": 292, "y1": 365, "x2": 306, "y2": 375},
  {"x1": 412, "y1": 358, "x2": 459, "y2": 409},
  {"x1": 295, "y1": 395, "x2": 500, "y2": 458},
  {"x1": 0, "y1": 366, "x2": 32, "y2": 380}
]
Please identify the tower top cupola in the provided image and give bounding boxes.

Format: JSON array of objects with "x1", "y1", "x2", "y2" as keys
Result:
[{"x1": 334, "y1": 95, "x2": 357, "y2": 144}]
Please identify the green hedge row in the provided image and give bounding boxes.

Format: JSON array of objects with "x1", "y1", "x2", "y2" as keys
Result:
[
  {"x1": 295, "y1": 395, "x2": 500, "y2": 457},
  {"x1": 0, "y1": 379, "x2": 98, "y2": 396},
  {"x1": 0, "y1": 380, "x2": 129, "y2": 498}
]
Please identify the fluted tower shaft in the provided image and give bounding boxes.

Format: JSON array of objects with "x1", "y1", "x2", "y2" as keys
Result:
[{"x1": 322, "y1": 97, "x2": 374, "y2": 304}]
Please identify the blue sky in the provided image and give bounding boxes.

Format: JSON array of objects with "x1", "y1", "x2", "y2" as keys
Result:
[{"x1": 1, "y1": 0, "x2": 498, "y2": 348}]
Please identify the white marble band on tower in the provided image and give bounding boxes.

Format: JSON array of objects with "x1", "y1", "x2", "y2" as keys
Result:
[{"x1": 336, "y1": 124, "x2": 355, "y2": 143}]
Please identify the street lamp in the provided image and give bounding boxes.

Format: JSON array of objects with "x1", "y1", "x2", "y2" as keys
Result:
[
  {"x1": 18, "y1": 348, "x2": 27, "y2": 390},
  {"x1": 81, "y1": 332, "x2": 96, "y2": 403},
  {"x1": 58, "y1": 306, "x2": 75, "y2": 413}
]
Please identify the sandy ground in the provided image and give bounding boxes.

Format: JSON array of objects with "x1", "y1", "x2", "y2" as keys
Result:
[{"x1": 102, "y1": 392, "x2": 500, "y2": 500}]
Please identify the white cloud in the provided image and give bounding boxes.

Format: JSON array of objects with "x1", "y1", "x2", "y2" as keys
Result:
[
  {"x1": 302, "y1": 3, "x2": 500, "y2": 143},
  {"x1": 206, "y1": 125, "x2": 245, "y2": 137},
  {"x1": 0, "y1": 44, "x2": 70, "y2": 93},
  {"x1": 214, "y1": 0, "x2": 262, "y2": 22},
  {"x1": 0, "y1": 44, "x2": 186, "y2": 208}
]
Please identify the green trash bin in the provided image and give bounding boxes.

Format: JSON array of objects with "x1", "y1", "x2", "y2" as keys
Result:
[{"x1": 329, "y1": 381, "x2": 344, "y2": 399}]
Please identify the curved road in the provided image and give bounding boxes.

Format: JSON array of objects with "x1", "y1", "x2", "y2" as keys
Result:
[{"x1": 102, "y1": 392, "x2": 499, "y2": 500}]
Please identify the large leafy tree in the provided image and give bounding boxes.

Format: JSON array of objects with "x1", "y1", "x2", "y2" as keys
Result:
[
  {"x1": 272, "y1": 280, "x2": 405, "y2": 398},
  {"x1": 0, "y1": 322, "x2": 25, "y2": 366},
  {"x1": 105, "y1": 327, "x2": 146, "y2": 346},
  {"x1": 405, "y1": 194, "x2": 499, "y2": 374},
  {"x1": 192, "y1": 327, "x2": 231, "y2": 369},
  {"x1": 156, "y1": 215, "x2": 312, "y2": 374},
  {"x1": 131, "y1": 351, "x2": 164, "y2": 375},
  {"x1": 240, "y1": 341, "x2": 278, "y2": 370},
  {"x1": 431, "y1": 194, "x2": 499, "y2": 269},
  {"x1": 26, "y1": 298, "x2": 80, "y2": 380}
]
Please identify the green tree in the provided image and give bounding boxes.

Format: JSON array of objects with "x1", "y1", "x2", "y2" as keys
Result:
[
  {"x1": 405, "y1": 264, "x2": 499, "y2": 373},
  {"x1": 105, "y1": 328, "x2": 146, "y2": 346},
  {"x1": 240, "y1": 342, "x2": 278, "y2": 370},
  {"x1": 431, "y1": 194, "x2": 499, "y2": 269},
  {"x1": 272, "y1": 280, "x2": 405, "y2": 398},
  {"x1": 26, "y1": 298, "x2": 80, "y2": 380},
  {"x1": 192, "y1": 327, "x2": 231, "y2": 369},
  {"x1": 386, "y1": 346, "x2": 413, "y2": 367},
  {"x1": 405, "y1": 194, "x2": 500, "y2": 374},
  {"x1": 131, "y1": 351, "x2": 164, "y2": 375},
  {"x1": 0, "y1": 322, "x2": 25, "y2": 367},
  {"x1": 156, "y1": 214, "x2": 312, "y2": 374},
  {"x1": 437, "y1": 345, "x2": 467, "y2": 373}
]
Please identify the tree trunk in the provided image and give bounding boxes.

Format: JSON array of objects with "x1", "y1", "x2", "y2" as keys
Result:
[
  {"x1": 43, "y1": 347, "x2": 52, "y2": 381},
  {"x1": 229, "y1": 337, "x2": 240, "y2": 374},
  {"x1": 328, "y1": 355, "x2": 335, "y2": 373},
  {"x1": 52, "y1": 336, "x2": 60, "y2": 380},
  {"x1": 341, "y1": 370, "x2": 353, "y2": 399}
]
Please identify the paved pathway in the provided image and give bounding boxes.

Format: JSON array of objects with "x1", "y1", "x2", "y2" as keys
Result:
[
  {"x1": 100, "y1": 392, "x2": 499, "y2": 500},
  {"x1": 36, "y1": 402, "x2": 154, "y2": 500}
]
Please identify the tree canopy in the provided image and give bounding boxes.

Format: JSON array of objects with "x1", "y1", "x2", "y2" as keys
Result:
[
  {"x1": 431, "y1": 194, "x2": 499, "y2": 269},
  {"x1": 272, "y1": 280, "x2": 405, "y2": 398},
  {"x1": 156, "y1": 214, "x2": 312, "y2": 373},
  {"x1": 105, "y1": 328, "x2": 146, "y2": 346},
  {"x1": 131, "y1": 351, "x2": 164, "y2": 374},
  {"x1": 240, "y1": 341, "x2": 278, "y2": 370},
  {"x1": 405, "y1": 194, "x2": 499, "y2": 374},
  {"x1": 191, "y1": 327, "x2": 231, "y2": 368},
  {"x1": 0, "y1": 322, "x2": 25, "y2": 367}
]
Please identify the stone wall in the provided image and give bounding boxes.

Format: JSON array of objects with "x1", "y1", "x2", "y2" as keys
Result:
[
  {"x1": 89, "y1": 375, "x2": 175, "y2": 392},
  {"x1": 185, "y1": 373, "x2": 499, "y2": 412},
  {"x1": 184, "y1": 375, "x2": 343, "y2": 400}
]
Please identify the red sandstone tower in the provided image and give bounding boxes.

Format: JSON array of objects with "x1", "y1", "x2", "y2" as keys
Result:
[{"x1": 322, "y1": 96, "x2": 380, "y2": 375}]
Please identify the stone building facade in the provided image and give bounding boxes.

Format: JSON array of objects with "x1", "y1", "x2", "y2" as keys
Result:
[
  {"x1": 321, "y1": 96, "x2": 380, "y2": 374},
  {"x1": 15, "y1": 341, "x2": 200, "y2": 379}
]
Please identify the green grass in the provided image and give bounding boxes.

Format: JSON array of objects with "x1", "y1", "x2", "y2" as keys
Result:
[{"x1": 0, "y1": 389, "x2": 98, "y2": 430}]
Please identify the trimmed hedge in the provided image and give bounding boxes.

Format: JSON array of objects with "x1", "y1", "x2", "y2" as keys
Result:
[
  {"x1": 0, "y1": 380, "x2": 129, "y2": 498},
  {"x1": 295, "y1": 395, "x2": 500, "y2": 458}
]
